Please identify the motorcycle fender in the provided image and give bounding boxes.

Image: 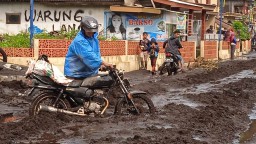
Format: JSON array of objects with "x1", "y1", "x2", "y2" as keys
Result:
[{"x1": 130, "y1": 90, "x2": 147, "y2": 95}]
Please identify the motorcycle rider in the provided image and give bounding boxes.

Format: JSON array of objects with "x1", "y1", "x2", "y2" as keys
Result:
[
  {"x1": 163, "y1": 29, "x2": 184, "y2": 71},
  {"x1": 64, "y1": 16, "x2": 112, "y2": 79}
]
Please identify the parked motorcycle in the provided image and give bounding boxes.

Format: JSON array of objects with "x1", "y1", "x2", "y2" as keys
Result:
[
  {"x1": 26, "y1": 66, "x2": 155, "y2": 117},
  {"x1": 159, "y1": 52, "x2": 179, "y2": 75}
]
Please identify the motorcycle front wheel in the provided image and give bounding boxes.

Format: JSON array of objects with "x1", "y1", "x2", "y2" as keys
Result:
[
  {"x1": 159, "y1": 65, "x2": 167, "y2": 75},
  {"x1": 29, "y1": 92, "x2": 70, "y2": 116},
  {"x1": 115, "y1": 94, "x2": 155, "y2": 116}
]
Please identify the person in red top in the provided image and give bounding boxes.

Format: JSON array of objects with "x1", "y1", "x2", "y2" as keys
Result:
[{"x1": 229, "y1": 28, "x2": 236, "y2": 60}]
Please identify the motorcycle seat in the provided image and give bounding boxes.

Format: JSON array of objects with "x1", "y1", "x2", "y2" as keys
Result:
[
  {"x1": 31, "y1": 73, "x2": 60, "y2": 86},
  {"x1": 67, "y1": 80, "x2": 83, "y2": 87}
]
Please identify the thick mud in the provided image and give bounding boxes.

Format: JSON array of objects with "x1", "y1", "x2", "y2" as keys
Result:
[{"x1": 2, "y1": 59, "x2": 256, "y2": 143}]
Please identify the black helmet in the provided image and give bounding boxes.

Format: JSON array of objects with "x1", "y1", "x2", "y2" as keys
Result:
[{"x1": 80, "y1": 16, "x2": 98, "y2": 32}]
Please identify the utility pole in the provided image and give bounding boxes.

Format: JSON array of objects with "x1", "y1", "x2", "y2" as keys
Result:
[
  {"x1": 218, "y1": 0, "x2": 223, "y2": 59},
  {"x1": 249, "y1": 0, "x2": 255, "y2": 32},
  {"x1": 30, "y1": 0, "x2": 34, "y2": 48}
]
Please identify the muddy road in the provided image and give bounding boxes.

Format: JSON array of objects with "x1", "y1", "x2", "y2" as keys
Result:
[{"x1": 1, "y1": 58, "x2": 256, "y2": 144}]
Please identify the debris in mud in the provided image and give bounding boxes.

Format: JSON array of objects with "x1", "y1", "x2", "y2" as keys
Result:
[
  {"x1": 3, "y1": 64, "x2": 22, "y2": 71},
  {"x1": 188, "y1": 57, "x2": 218, "y2": 71}
]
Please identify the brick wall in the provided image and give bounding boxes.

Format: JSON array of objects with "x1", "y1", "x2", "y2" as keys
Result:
[
  {"x1": 222, "y1": 41, "x2": 241, "y2": 50},
  {"x1": 38, "y1": 39, "x2": 126, "y2": 57},
  {"x1": 127, "y1": 41, "x2": 140, "y2": 55},
  {"x1": 180, "y1": 41, "x2": 196, "y2": 62},
  {"x1": 2, "y1": 48, "x2": 33, "y2": 57},
  {"x1": 204, "y1": 41, "x2": 218, "y2": 59},
  {"x1": 222, "y1": 41, "x2": 229, "y2": 50}
]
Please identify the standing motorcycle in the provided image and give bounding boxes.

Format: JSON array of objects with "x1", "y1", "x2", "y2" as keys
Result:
[
  {"x1": 27, "y1": 66, "x2": 155, "y2": 117},
  {"x1": 159, "y1": 52, "x2": 179, "y2": 76}
]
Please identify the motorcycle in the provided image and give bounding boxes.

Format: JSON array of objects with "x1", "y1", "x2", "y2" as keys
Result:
[
  {"x1": 26, "y1": 66, "x2": 155, "y2": 117},
  {"x1": 159, "y1": 52, "x2": 179, "y2": 76}
]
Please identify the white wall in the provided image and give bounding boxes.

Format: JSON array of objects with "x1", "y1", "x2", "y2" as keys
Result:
[{"x1": 0, "y1": 2, "x2": 108, "y2": 34}]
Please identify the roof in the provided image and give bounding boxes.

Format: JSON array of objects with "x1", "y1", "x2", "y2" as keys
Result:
[
  {"x1": 110, "y1": 5, "x2": 161, "y2": 14},
  {"x1": 154, "y1": 0, "x2": 203, "y2": 11}
]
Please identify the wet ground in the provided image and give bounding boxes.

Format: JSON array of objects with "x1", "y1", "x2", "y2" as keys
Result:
[{"x1": 2, "y1": 55, "x2": 256, "y2": 143}]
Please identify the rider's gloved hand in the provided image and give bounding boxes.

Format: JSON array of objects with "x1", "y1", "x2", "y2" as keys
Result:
[{"x1": 100, "y1": 61, "x2": 114, "y2": 71}]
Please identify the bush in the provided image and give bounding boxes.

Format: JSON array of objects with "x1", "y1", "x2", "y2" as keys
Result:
[
  {"x1": 0, "y1": 30, "x2": 120, "y2": 48},
  {"x1": 0, "y1": 32, "x2": 30, "y2": 48},
  {"x1": 0, "y1": 30, "x2": 79, "y2": 48},
  {"x1": 232, "y1": 21, "x2": 250, "y2": 41}
]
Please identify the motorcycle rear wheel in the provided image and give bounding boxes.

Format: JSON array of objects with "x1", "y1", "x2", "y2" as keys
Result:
[
  {"x1": 115, "y1": 94, "x2": 155, "y2": 116},
  {"x1": 0, "y1": 48, "x2": 7, "y2": 62},
  {"x1": 29, "y1": 92, "x2": 70, "y2": 116}
]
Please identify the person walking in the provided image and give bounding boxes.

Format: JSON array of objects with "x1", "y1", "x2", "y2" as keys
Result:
[
  {"x1": 139, "y1": 32, "x2": 150, "y2": 70},
  {"x1": 251, "y1": 34, "x2": 256, "y2": 51},
  {"x1": 148, "y1": 38, "x2": 159, "y2": 75}
]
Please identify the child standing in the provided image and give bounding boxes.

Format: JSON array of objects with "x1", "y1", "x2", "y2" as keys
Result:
[
  {"x1": 148, "y1": 38, "x2": 159, "y2": 75},
  {"x1": 139, "y1": 32, "x2": 150, "y2": 70}
]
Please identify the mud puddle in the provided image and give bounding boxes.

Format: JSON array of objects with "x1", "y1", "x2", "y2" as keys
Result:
[
  {"x1": 152, "y1": 70, "x2": 256, "y2": 109},
  {"x1": 237, "y1": 106, "x2": 256, "y2": 143},
  {"x1": 57, "y1": 118, "x2": 171, "y2": 143},
  {"x1": 0, "y1": 103, "x2": 23, "y2": 115}
]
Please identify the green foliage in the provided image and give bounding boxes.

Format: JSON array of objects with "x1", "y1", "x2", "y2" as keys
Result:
[
  {"x1": 232, "y1": 21, "x2": 250, "y2": 41},
  {"x1": 98, "y1": 35, "x2": 107, "y2": 40},
  {"x1": 0, "y1": 30, "x2": 121, "y2": 48},
  {"x1": 110, "y1": 36, "x2": 119, "y2": 41},
  {"x1": 0, "y1": 30, "x2": 79, "y2": 48},
  {"x1": 0, "y1": 32, "x2": 30, "y2": 48}
]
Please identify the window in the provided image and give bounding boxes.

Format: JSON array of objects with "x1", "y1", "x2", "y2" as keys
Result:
[
  {"x1": 234, "y1": 6, "x2": 244, "y2": 14},
  {"x1": 206, "y1": 0, "x2": 211, "y2": 5},
  {"x1": 6, "y1": 13, "x2": 21, "y2": 24}
]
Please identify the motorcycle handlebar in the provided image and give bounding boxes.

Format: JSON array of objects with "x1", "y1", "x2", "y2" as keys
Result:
[{"x1": 99, "y1": 65, "x2": 116, "y2": 72}]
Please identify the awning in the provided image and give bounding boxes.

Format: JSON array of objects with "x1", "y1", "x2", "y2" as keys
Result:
[
  {"x1": 110, "y1": 5, "x2": 161, "y2": 14},
  {"x1": 153, "y1": 0, "x2": 203, "y2": 11}
]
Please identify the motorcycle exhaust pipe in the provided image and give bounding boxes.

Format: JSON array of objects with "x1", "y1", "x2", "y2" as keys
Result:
[{"x1": 39, "y1": 105, "x2": 87, "y2": 116}]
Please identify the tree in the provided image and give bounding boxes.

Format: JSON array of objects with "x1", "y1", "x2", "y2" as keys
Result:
[{"x1": 232, "y1": 21, "x2": 250, "y2": 41}]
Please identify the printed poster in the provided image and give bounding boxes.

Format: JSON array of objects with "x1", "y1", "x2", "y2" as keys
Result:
[
  {"x1": 176, "y1": 14, "x2": 186, "y2": 30},
  {"x1": 104, "y1": 12, "x2": 168, "y2": 41}
]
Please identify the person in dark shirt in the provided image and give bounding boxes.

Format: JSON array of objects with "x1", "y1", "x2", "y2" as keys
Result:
[
  {"x1": 206, "y1": 25, "x2": 214, "y2": 34},
  {"x1": 163, "y1": 30, "x2": 184, "y2": 71},
  {"x1": 139, "y1": 32, "x2": 150, "y2": 70}
]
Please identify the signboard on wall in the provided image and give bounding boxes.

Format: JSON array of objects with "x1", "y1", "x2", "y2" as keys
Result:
[
  {"x1": 176, "y1": 14, "x2": 186, "y2": 30},
  {"x1": 104, "y1": 12, "x2": 168, "y2": 41}
]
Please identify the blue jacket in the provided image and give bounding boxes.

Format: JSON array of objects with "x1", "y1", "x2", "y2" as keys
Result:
[{"x1": 64, "y1": 31, "x2": 102, "y2": 78}]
